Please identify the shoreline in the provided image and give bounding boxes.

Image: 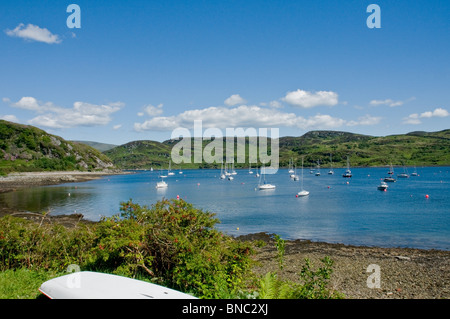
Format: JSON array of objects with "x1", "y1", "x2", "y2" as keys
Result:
[
  {"x1": 0, "y1": 170, "x2": 131, "y2": 194},
  {"x1": 238, "y1": 232, "x2": 450, "y2": 299}
]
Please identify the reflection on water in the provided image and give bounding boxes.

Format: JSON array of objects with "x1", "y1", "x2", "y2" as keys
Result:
[{"x1": 1, "y1": 167, "x2": 449, "y2": 250}]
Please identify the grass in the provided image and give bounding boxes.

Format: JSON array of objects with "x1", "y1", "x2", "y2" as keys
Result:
[{"x1": 0, "y1": 268, "x2": 59, "y2": 299}]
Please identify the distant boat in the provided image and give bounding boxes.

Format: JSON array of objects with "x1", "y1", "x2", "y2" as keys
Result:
[
  {"x1": 255, "y1": 167, "x2": 260, "y2": 177},
  {"x1": 249, "y1": 163, "x2": 253, "y2": 174},
  {"x1": 411, "y1": 166, "x2": 418, "y2": 176},
  {"x1": 397, "y1": 165, "x2": 409, "y2": 178},
  {"x1": 258, "y1": 165, "x2": 276, "y2": 190},
  {"x1": 167, "y1": 160, "x2": 175, "y2": 176},
  {"x1": 288, "y1": 158, "x2": 294, "y2": 174},
  {"x1": 220, "y1": 163, "x2": 226, "y2": 179},
  {"x1": 231, "y1": 163, "x2": 237, "y2": 175},
  {"x1": 377, "y1": 181, "x2": 388, "y2": 191},
  {"x1": 342, "y1": 156, "x2": 352, "y2": 178},
  {"x1": 297, "y1": 157, "x2": 309, "y2": 197},
  {"x1": 292, "y1": 165, "x2": 299, "y2": 181},
  {"x1": 159, "y1": 169, "x2": 167, "y2": 178},
  {"x1": 328, "y1": 154, "x2": 334, "y2": 175},
  {"x1": 315, "y1": 160, "x2": 321, "y2": 176},
  {"x1": 150, "y1": 167, "x2": 153, "y2": 172},
  {"x1": 387, "y1": 163, "x2": 394, "y2": 175},
  {"x1": 383, "y1": 176, "x2": 396, "y2": 182},
  {"x1": 224, "y1": 163, "x2": 232, "y2": 176},
  {"x1": 156, "y1": 176, "x2": 168, "y2": 188}
]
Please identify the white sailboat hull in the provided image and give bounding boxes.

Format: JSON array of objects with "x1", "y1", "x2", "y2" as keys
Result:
[
  {"x1": 258, "y1": 184, "x2": 276, "y2": 190},
  {"x1": 297, "y1": 190, "x2": 309, "y2": 197}
]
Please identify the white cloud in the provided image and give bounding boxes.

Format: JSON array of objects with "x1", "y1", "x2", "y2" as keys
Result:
[
  {"x1": 269, "y1": 100, "x2": 282, "y2": 108},
  {"x1": 5, "y1": 23, "x2": 61, "y2": 44},
  {"x1": 8, "y1": 97, "x2": 123, "y2": 129},
  {"x1": 403, "y1": 107, "x2": 449, "y2": 124},
  {"x1": 224, "y1": 94, "x2": 246, "y2": 106},
  {"x1": 113, "y1": 124, "x2": 122, "y2": 130},
  {"x1": 13, "y1": 96, "x2": 44, "y2": 111},
  {"x1": 0, "y1": 114, "x2": 19, "y2": 122},
  {"x1": 282, "y1": 89, "x2": 338, "y2": 108},
  {"x1": 143, "y1": 103, "x2": 163, "y2": 116},
  {"x1": 134, "y1": 105, "x2": 354, "y2": 132}
]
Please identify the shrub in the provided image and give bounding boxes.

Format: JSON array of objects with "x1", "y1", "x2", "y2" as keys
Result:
[{"x1": 257, "y1": 257, "x2": 343, "y2": 299}]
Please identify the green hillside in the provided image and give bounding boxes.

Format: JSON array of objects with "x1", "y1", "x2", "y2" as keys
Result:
[
  {"x1": 72, "y1": 141, "x2": 118, "y2": 152},
  {"x1": 105, "y1": 129, "x2": 450, "y2": 169},
  {"x1": 0, "y1": 120, "x2": 115, "y2": 175}
]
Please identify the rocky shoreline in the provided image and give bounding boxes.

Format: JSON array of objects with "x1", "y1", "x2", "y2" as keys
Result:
[
  {"x1": 0, "y1": 170, "x2": 128, "y2": 194},
  {"x1": 239, "y1": 232, "x2": 449, "y2": 299}
]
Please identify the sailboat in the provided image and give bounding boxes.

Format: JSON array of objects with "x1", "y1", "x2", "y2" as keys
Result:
[
  {"x1": 255, "y1": 166, "x2": 260, "y2": 177},
  {"x1": 288, "y1": 158, "x2": 294, "y2": 174},
  {"x1": 342, "y1": 156, "x2": 352, "y2": 178},
  {"x1": 224, "y1": 163, "x2": 232, "y2": 176},
  {"x1": 411, "y1": 165, "x2": 418, "y2": 176},
  {"x1": 248, "y1": 163, "x2": 253, "y2": 174},
  {"x1": 328, "y1": 154, "x2": 334, "y2": 175},
  {"x1": 167, "y1": 160, "x2": 175, "y2": 176},
  {"x1": 231, "y1": 163, "x2": 237, "y2": 175},
  {"x1": 258, "y1": 165, "x2": 276, "y2": 190},
  {"x1": 387, "y1": 163, "x2": 394, "y2": 175},
  {"x1": 315, "y1": 160, "x2": 321, "y2": 176},
  {"x1": 220, "y1": 163, "x2": 226, "y2": 179},
  {"x1": 397, "y1": 165, "x2": 409, "y2": 178},
  {"x1": 292, "y1": 165, "x2": 299, "y2": 181},
  {"x1": 156, "y1": 176, "x2": 168, "y2": 188},
  {"x1": 297, "y1": 157, "x2": 309, "y2": 197}
]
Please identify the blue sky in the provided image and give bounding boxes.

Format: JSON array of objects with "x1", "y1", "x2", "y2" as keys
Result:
[{"x1": 1, "y1": 0, "x2": 449, "y2": 144}]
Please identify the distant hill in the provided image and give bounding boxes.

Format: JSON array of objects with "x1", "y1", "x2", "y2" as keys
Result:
[
  {"x1": 73, "y1": 141, "x2": 118, "y2": 152},
  {"x1": 104, "y1": 140, "x2": 173, "y2": 170},
  {"x1": 104, "y1": 129, "x2": 450, "y2": 169},
  {"x1": 0, "y1": 120, "x2": 115, "y2": 175}
]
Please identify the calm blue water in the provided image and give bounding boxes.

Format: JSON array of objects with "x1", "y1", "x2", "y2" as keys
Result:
[{"x1": 1, "y1": 167, "x2": 449, "y2": 250}]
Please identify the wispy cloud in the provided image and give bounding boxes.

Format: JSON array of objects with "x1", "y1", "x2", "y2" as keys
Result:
[
  {"x1": 347, "y1": 115, "x2": 382, "y2": 126},
  {"x1": 370, "y1": 97, "x2": 415, "y2": 107},
  {"x1": 0, "y1": 114, "x2": 19, "y2": 122},
  {"x1": 282, "y1": 89, "x2": 338, "y2": 108},
  {"x1": 403, "y1": 107, "x2": 449, "y2": 124},
  {"x1": 7, "y1": 97, "x2": 123, "y2": 129},
  {"x1": 5, "y1": 23, "x2": 61, "y2": 44}
]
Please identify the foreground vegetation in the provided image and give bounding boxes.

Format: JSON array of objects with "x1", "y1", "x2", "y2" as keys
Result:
[{"x1": 0, "y1": 199, "x2": 342, "y2": 299}]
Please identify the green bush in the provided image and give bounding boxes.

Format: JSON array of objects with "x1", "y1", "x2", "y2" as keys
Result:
[
  {"x1": 257, "y1": 257, "x2": 344, "y2": 299},
  {"x1": 0, "y1": 199, "x2": 255, "y2": 299}
]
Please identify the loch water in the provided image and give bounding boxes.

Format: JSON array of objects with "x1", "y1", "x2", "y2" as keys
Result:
[{"x1": 1, "y1": 167, "x2": 449, "y2": 250}]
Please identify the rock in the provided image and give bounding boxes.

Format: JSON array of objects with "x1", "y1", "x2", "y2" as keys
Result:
[{"x1": 395, "y1": 256, "x2": 411, "y2": 261}]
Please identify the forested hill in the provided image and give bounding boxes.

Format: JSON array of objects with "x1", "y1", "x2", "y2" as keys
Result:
[
  {"x1": 0, "y1": 120, "x2": 115, "y2": 175},
  {"x1": 104, "y1": 129, "x2": 450, "y2": 169}
]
